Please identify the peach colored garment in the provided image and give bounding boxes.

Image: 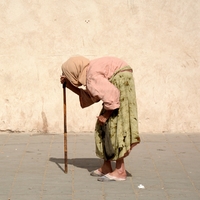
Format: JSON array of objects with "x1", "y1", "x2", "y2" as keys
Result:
[{"x1": 80, "y1": 57, "x2": 128, "y2": 110}]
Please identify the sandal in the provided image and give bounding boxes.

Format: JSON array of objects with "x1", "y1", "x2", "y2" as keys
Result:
[
  {"x1": 97, "y1": 174, "x2": 126, "y2": 182},
  {"x1": 90, "y1": 169, "x2": 105, "y2": 177}
]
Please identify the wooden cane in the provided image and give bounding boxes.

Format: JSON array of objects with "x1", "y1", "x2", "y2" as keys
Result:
[{"x1": 63, "y1": 83, "x2": 68, "y2": 173}]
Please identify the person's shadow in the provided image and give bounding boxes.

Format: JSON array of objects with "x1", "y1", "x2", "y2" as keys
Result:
[
  {"x1": 49, "y1": 157, "x2": 102, "y2": 173},
  {"x1": 49, "y1": 157, "x2": 132, "y2": 176}
]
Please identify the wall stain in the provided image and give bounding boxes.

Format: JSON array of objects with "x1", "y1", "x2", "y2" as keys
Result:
[{"x1": 41, "y1": 111, "x2": 48, "y2": 133}]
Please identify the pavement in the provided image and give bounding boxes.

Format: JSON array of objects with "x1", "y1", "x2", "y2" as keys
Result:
[{"x1": 0, "y1": 132, "x2": 200, "y2": 200}]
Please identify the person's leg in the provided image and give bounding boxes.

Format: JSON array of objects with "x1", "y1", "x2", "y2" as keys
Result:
[
  {"x1": 108, "y1": 158, "x2": 127, "y2": 179},
  {"x1": 106, "y1": 143, "x2": 138, "y2": 179},
  {"x1": 98, "y1": 160, "x2": 113, "y2": 174}
]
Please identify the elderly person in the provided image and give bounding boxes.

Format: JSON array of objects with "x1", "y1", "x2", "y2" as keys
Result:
[{"x1": 60, "y1": 55, "x2": 140, "y2": 182}]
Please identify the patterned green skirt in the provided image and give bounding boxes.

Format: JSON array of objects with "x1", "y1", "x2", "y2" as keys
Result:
[{"x1": 95, "y1": 66, "x2": 140, "y2": 161}]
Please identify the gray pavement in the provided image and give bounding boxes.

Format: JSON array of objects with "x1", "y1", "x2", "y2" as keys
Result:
[{"x1": 0, "y1": 132, "x2": 200, "y2": 200}]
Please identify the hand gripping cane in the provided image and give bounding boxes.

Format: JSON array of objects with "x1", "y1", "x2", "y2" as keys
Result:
[{"x1": 63, "y1": 83, "x2": 68, "y2": 173}]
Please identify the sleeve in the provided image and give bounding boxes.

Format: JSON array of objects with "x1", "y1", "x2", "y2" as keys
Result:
[
  {"x1": 87, "y1": 74, "x2": 120, "y2": 110},
  {"x1": 79, "y1": 89, "x2": 99, "y2": 108}
]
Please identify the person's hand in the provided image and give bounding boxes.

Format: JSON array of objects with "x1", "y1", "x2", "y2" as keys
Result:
[
  {"x1": 97, "y1": 115, "x2": 107, "y2": 126},
  {"x1": 60, "y1": 75, "x2": 66, "y2": 84},
  {"x1": 97, "y1": 110, "x2": 113, "y2": 126}
]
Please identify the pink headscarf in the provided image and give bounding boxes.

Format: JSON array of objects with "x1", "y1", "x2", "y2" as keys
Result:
[{"x1": 61, "y1": 56, "x2": 90, "y2": 87}]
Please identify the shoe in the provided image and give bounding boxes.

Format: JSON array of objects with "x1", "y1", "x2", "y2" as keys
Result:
[
  {"x1": 90, "y1": 169, "x2": 105, "y2": 177},
  {"x1": 97, "y1": 174, "x2": 126, "y2": 182}
]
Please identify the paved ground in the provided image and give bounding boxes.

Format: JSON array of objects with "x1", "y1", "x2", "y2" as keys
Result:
[{"x1": 0, "y1": 132, "x2": 200, "y2": 200}]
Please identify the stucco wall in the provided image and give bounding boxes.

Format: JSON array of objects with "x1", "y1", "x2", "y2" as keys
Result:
[{"x1": 0, "y1": 0, "x2": 199, "y2": 134}]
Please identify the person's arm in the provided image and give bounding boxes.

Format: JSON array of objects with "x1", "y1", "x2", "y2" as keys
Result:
[
  {"x1": 86, "y1": 73, "x2": 120, "y2": 125},
  {"x1": 87, "y1": 74, "x2": 120, "y2": 110},
  {"x1": 97, "y1": 110, "x2": 114, "y2": 125}
]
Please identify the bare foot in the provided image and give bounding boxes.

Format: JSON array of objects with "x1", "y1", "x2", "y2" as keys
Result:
[{"x1": 109, "y1": 169, "x2": 127, "y2": 180}]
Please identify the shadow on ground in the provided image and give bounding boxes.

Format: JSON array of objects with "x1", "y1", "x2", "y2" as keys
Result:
[{"x1": 49, "y1": 157, "x2": 132, "y2": 176}]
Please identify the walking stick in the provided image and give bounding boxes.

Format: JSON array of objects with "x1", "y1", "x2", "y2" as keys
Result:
[{"x1": 63, "y1": 83, "x2": 68, "y2": 173}]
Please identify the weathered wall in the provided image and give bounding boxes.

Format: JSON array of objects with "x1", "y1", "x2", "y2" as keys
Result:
[{"x1": 0, "y1": 0, "x2": 199, "y2": 134}]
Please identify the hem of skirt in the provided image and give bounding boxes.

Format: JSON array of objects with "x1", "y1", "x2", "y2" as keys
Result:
[{"x1": 95, "y1": 139, "x2": 140, "y2": 161}]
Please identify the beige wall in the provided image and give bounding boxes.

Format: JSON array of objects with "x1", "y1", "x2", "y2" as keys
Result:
[{"x1": 0, "y1": 0, "x2": 199, "y2": 134}]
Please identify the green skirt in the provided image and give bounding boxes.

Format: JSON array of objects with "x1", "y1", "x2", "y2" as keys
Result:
[{"x1": 95, "y1": 66, "x2": 140, "y2": 161}]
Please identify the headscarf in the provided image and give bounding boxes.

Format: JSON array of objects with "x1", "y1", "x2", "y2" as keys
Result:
[{"x1": 61, "y1": 56, "x2": 90, "y2": 87}]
